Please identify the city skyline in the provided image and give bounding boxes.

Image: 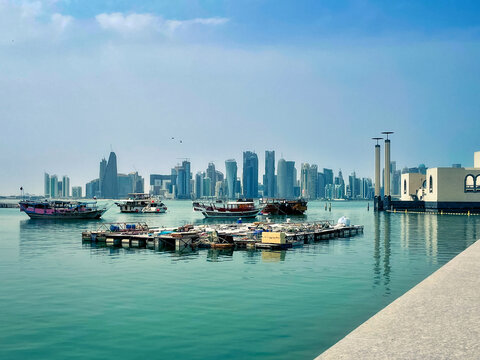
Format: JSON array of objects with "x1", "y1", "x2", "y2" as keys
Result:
[
  {"x1": 2, "y1": 1, "x2": 480, "y2": 195},
  {"x1": 4, "y1": 145, "x2": 448, "y2": 198},
  {"x1": 36, "y1": 148, "x2": 422, "y2": 201}
]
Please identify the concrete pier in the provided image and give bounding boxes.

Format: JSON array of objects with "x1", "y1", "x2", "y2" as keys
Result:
[{"x1": 316, "y1": 240, "x2": 480, "y2": 359}]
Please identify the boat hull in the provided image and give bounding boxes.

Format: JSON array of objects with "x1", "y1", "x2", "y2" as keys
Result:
[
  {"x1": 23, "y1": 209, "x2": 106, "y2": 220},
  {"x1": 202, "y1": 209, "x2": 259, "y2": 218}
]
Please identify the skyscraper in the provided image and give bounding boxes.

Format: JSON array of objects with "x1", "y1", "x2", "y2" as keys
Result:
[
  {"x1": 206, "y1": 163, "x2": 217, "y2": 197},
  {"x1": 99, "y1": 158, "x2": 107, "y2": 193},
  {"x1": 194, "y1": 172, "x2": 204, "y2": 199},
  {"x1": 101, "y1": 152, "x2": 118, "y2": 199},
  {"x1": 323, "y1": 168, "x2": 334, "y2": 186},
  {"x1": 317, "y1": 172, "x2": 325, "y2": 199},
  {"x1": 225, "y1": 159, "x2": 237, "y2": 199},
  {"x1": 286, "y1": 161, "x2": 296, "y2": 199},
  {"x1": 72, "y1": 186, "x2": 82, "y2": 198},
  {"x1": 264, "y1": 150, "x2": 275, "y2": 198},
  {"x1": 301, "y1": 163, "x2": 318, "y2": 199},
  {"x1": 62, "y1": 175, "x2": 70, "y2": 198},
  {"x1": 278, "y1": 159, "x2": 296, "y2": 199},
  {"x1": 173, "y1": 160, "x2": 191, "y2": 199},
  {"x1": 277, "y1": 159, "x2": 287, "y2": 198},
  {"x1": 44, "y1": 173, "x2": 50, "y2": 197},
  {"x1": 50, "y1": 175, "x2": 58, "y2": 198},
  {"x1": 243, "y1": 151, "x2": 258, "y2": 199}
]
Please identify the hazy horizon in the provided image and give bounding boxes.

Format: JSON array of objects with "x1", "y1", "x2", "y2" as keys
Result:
[{"x1": 2, "y1": 0, "x2": 480, "y2": 195}]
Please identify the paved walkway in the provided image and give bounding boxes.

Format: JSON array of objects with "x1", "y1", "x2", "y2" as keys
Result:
[{"x1": 316, "y1": 240, "x2": 480, "y2": 359}]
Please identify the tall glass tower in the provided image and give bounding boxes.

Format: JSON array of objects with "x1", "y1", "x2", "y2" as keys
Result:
[
  {"x1": 242, "y1": 151, "x2": 258, "y2": 199},
  {"x1": 264, "y1": 150, "x2": 275, "y2": 198},
  {"x1": 225, "y1": 159, "x2": 237, "y2": 199}
]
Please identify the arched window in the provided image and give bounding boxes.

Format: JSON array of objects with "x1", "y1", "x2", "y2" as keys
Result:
[
  {"x1": 465, "y1": 175, "x2": 475, "y2": 192},
  {"x1": 429, "y1": 175, "x2": 433, "y2": 193},
  {"x1": 403, "y1": 179, "x2": 407, "y2": 194},
  {"x1": 475, "y1": 175, "x2": 480, "y2": 191}
]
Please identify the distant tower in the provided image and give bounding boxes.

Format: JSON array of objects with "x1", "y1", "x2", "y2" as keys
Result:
[
  {"x1": 225, "y1": 159, "x2": 237, "y2": 199},
  {"x1": 206, "y1": 163, "x2": 217, "y2": 197},
  {"x1": 99, "y1": 158, "x2": 107, "y2": 195},
  {"x1": 44, "y1": 173, "x2": 50, "y2": 198},
  {"x1": 101, "y1": 152, "x2": 118, "y2": 199},
  {"x1": 264, "y1": 150, "x2": 275, "y2": 198},
  {"x1": 243, "y1": 151, "x2": 259, "y2": 199}
]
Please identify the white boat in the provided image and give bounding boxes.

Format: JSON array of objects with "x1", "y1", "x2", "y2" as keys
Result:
[{"x1": 115, "y1": 193, "x2": 167, "y2": 214}]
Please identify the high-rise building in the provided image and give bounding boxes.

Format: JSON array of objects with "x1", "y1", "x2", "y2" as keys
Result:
[
  {"x1": 86, "y1": 179, "x2": 99, "y2": 198},
  {"x1": 49, "y1": 175, "x2": 58, "y2": 198},
  {"x1": 101, "y1": 152, "x2": 118, "y2": 199},
  {"x1": 264, "y1": 150, "x2": 275, "y2": 198},
  {"x1": 334, "y1": 170, "x2": 345, "y2": 199},
  {"x1": 62, "y1": 175, "x2": 70, "y2": 198},
  {"x1": 203, "y1": 177, "x2": 212, "y2": 197},
  {"x1": 44, "y1": 173, "x2": 50, "y2": 197},
  {"x1": 243, "y1": 151, "x2": 258, "y2": 198},
  {"x1": 194, "y1": 172, "x2": 204, "y2": 199},
  {"x1": 225, "y1": 159, "x2": 237, "y2": 199},
  {"x1": 323, "y1": 168, "x2": 334, "y2": 186},
  {"x1": 72, "y1": 186, "x2": 82, "y2": 198},
  {"x1": 150, "y1": 174, "x2": 173, "y2": 196},
  {"x1": 206, "y1": 163, "x2": 217, "y2": 197},
  {"x1": 117, "y1": 174, "x2": 132, "y2": 198},
  {"x1": 99, "y1": 158, "x2": 107, "y2": 193},
  {"x1": 173, "y1": 160, "x2": 191, "y2": 199},
  {"x1": 277, "y1": 159, "x2": 287, "y2": 198},
  {"x1": 317, "y1": 172, "x2": 325, "y2": 199},
  {"x1": 277, "y1": 159, "x2": 296, "y2": 199},
  {"x1": 300, "y1": 163, "x2": 318, "y2": 199}
]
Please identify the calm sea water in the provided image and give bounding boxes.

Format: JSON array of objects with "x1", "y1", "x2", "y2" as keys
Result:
[{"x1": 0, "y1": 200, "x2": 478, "y2": 359}]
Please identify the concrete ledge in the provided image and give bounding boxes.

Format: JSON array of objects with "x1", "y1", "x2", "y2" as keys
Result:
[{"x1": 316, "y1": 240, "x2": 480, "y2": 360}]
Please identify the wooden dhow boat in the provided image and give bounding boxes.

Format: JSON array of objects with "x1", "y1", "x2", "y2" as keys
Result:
[
  {"x1": 193, "y1": 199, "x2": 260, "y2": 219},
  {"x1": 19, "y1": 199, "x2": 107, "y2": 219}
]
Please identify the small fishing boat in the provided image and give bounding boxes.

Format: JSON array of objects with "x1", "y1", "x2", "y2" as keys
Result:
[
  {"x1": 260, "y1": 198, "x2": 307, "y2": 216},
  {"x1": 193, "y1": 199, "x2": 260, "y2": 218},
  {"x1": 19, "y1": 200, "x2": 107, "y2": 219},
  {"x1": 115, "y1": 193, "x2": 167, "y2": 213}
]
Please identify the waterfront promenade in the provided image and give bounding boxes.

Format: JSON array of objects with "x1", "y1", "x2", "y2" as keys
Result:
[{"x1": 316, "y1": 239, "x2": 480, "y2": 359}]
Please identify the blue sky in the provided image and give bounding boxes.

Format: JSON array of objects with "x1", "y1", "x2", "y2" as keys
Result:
[{"x1": 1, "y1": 0, "x2": 480, "y2": 195}]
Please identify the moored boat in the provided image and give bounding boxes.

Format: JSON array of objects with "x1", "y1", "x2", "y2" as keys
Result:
[
  {"x1": 19, "y1": 199, "x2": 107, "y2": 219},
  {"x1": 115, "y1": 193, "x2": 167, "y2": 213},
  {"x1": 193, "y1": 199, "x2": 260, "y2": 218},
  {"x1": 260, "y1": 198, "x2": 307, "y2": 216}
]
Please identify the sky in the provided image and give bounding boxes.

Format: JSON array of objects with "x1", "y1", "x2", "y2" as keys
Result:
[{"x1": 1, "y1": 0, "x2": 480, "y2": 195}]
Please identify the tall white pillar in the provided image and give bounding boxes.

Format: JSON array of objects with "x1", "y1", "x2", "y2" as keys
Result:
[
  {"x1": 375, "y1": 144, "x2": 381, "y2": 197},
  {"x1": 384, "y1": 139, "x2": 391, "y2": 197}
]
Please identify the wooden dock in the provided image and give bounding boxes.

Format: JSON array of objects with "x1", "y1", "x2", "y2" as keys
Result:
[{"x1": 82, "y1": 221, "x2": 364, "y2": 252}]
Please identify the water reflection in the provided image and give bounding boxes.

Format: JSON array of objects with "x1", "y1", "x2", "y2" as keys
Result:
[
  {"x1": 207, "y1": 249, "x2": 234, "y2": 262},
  {"x1": 261, "y1": 250, "x2": 286, "y2": 262},
  {"x1": 373, "y1": 213, "x2": 392, "y2": 294}
]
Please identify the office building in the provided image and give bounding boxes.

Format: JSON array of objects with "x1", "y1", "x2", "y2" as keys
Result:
[
  {"x1": 225, "y1": 159, "x2": 237, "y2": 199},
  {"x1": 72, "y1": 186, "x2": 82, "y2": 198},
  {"x1": 264, "y1": 150, "x2": 275, "y2": 198},
  {"x1": 243, "y1": 151, "x2": 258, "y2": 198},
  {"x1": 62, "y1": 175, "x2": 70, "y2": 198},
  {"x1": 101, "y1": 152, "x2": 118, "y2": 199}
]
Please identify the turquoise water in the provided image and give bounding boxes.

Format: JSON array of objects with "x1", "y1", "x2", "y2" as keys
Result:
[{"x1": 0, "y1": 200, "x2": 478, "y2": 359}]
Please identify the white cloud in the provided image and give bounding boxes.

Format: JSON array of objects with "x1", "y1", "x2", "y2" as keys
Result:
[
  {"x1": 20, "y1": 1, "x2": 42, "y2": 18},
  {"x1": 96, "y1": 12, "x2": 158, "y2": 33},
  {"x1": 51, "y1": 13, "x2": 73, "y2": 31},
  {"x1": 95, "y1": 12, "x2": 229, "y2": 35}
]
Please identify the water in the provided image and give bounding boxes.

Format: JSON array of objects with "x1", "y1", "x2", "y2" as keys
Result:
[{"x1": 0, "y1": 201, "x2": 478, "y2": 359}]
